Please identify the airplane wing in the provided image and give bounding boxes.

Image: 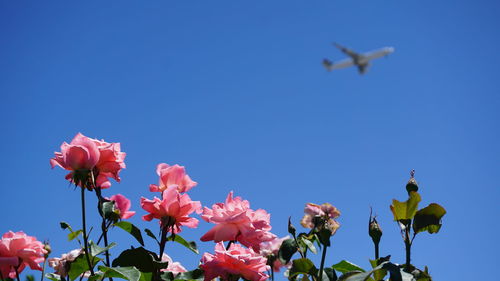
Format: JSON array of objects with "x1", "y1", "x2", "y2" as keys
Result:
[
  {"x1": 333, "y1": 43, "x2": 360, "y2": 60},
  {"x1": 362, "y1": 47, "x2": 395, "y2": 61},
  {"x1": 323, "y1": 58, "x2": 354, "y2": 71}
]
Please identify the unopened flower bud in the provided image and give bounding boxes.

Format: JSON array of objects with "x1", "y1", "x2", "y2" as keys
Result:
[
  {"x1": 288, "y1": 217, "x2": 296, "y2": 236},
  {"x1": 369, "y1": 216, "x2": 383, "y2": 245},
  {"x1": 43, "y1": 241, "x2": 52, "y2": 257},
  {"x1": 406, "y1": 170, "x2": 419, "y2": 193}
]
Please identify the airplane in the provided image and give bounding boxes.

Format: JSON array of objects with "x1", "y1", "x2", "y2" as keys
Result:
[{"x1": 323, "y1": 43, "x2": 395, "y2": 74}]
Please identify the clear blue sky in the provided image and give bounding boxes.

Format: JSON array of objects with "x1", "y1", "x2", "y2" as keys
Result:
[{"x1": 1, "y1": 1, "x2": 499, "y2": 280}]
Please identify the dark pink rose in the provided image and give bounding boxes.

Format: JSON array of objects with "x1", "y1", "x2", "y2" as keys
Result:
[
  {"x1": 141, "y1": 187, "x2": 202, "y2": 233},
  {"x1": 149, "y1": 163, "x2": 197, "y2": 193},
  {"x1": 200, "y1": 192, "x2": 276, "y2": 251},
  {"x1": 200, "y1": 242, "x2": 269, "y2": 281},
  {"x1": 0, "y1": 231, "x2": 47, "y2": 279}
]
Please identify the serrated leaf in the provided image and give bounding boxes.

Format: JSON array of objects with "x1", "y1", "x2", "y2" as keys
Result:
[
  {"x1": 332, "y1": 260, "x2": 365, "y2": 274},
  {"x1": 368, "y1": 259, "x2": 387, "y2": 281},
  {"x1": 68, "y1": 254, "x2": 101, "y2": 281},
  {"x1": 90, "y1": 241, "x2": 116, "y2": 256},
  {"x1": 390, "y1": 192, "x2": 421, "y2": 222},
  {"x1": 289, "y1": 258, "x2": 317, "y2": 278},
  {"x1": 98, "y1": 266, "x2": 141, "y2": 281},
  {"x1": 67, "y1": 230, "x2": 83, "y2": 241},
  {"x1": 299, "y1": 235, "x2": 317, "y2": 254},
  {"x1": 278, "y1": 238, "x2": 298, "y2": 264},
  {"x1": 167, "y1": 234, "x2": 198, "y2": 254},
  {"x1": 25, "y1": 274, "x2": 35, "y2": 281},
  {"x1": 413, "y1": 203, "x2": 446, "y2": 234},
  {"x1": 45, "y1": 273, "x2": 62, "y2": 281},
  {"x1": 339, "y1": 262, "x2": 388, "y2": 281},
  {"x1": 114, "y1": 221, "x2": 145, "y2": 246}
]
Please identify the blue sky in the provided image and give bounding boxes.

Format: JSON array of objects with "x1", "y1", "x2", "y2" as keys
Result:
[{"x1": 1, "y1": 1, "x2": 499, "y2": 280}]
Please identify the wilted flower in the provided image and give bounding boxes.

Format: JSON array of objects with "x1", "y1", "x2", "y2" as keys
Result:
[
  {"x1": 108, "y1": 194, "x2": 135, "y2": 219},
  {"x1": 141, "y1": 187, "x2": 202, "y2": 233},
  {"x1": 0, "y1": 231, "x2": 47, "y2": 279},
  {"x1": 301, "y1": 203, "x2": 341, "y2": 235},
  {"x1": 160, "y1": 254, "x2": 187, "y2": 275},
  {"x1": 50, "y1": 133, "x2": 126, "y2": 189},
  {"x1": 200, "y1": 192, "x2": 276, "y2": 251},
  {"x1": 149, "y1": 163, "x2": 197, "y2": 193},
  {"x1": 200, "y1": 242, "x2": 269, "y2": 281},
  {"x1": 47, "y1": 249, "x2": 83, "y2": 277}
]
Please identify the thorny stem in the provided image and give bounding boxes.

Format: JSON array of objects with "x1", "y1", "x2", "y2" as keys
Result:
[
  {"x1": 404, "y1": 226, "x2": 412, "y2": 272},
  {"x1": 40, "y1": 258, "x2": 47, "y2": 281},
  {"x1": 80, "y1": 187, "x2": 95, "y2": 276},
  {"x1": 93, "y1": 183, "x2": 113, "y2": 281},
  {"x1": 291, "y1": 233, "x2": 305, "y2": 259}
]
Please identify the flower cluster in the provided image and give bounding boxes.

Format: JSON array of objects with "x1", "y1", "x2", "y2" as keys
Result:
[{"x1": 0, "y1": 231, "x2": 47, "y2": 279}]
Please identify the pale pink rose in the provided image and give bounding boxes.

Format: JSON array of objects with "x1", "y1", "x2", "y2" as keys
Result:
[
  {"x1": 108, "y1": 194, "x2": 135, "y2": 219},
  {"x1": 50, "y1": 133, "x2": 126, "y2": 189},
  {"x1": 200, "y1": 242, "x2": 269, "y2": 281},
  {"x1": 141, "y1": 187, "x2": 202, "y2": 233},
  {"x1": 260, "y1": 236, "x2": 291, "y2": 272},
  {"x1": 48, "y1": 249, "x2": 83, "y2": 277},
  {"x1": 200, "y1": 192, "x2": 276, "y2": 251},
  {"x1": 0, "y1": 231, "x2": 47, "y2": 279},
  {"x1": 50, "y1": 133, "x2": 100, "y2": 171},
  {"x1": 149, "y1": 163, "x2": 197, "y2": 193},
  {"x1": 301, "y1": 203, "x2": 341, "y2": 234},
  {"x1": 160, "y1": 254, "x2": 187, "y2": 275}
]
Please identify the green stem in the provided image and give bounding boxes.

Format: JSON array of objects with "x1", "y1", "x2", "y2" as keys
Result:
[
  {"x1": 40, "y1": 258, "x2": 47, "y2": 281},
  {"x1": 318, "y1": 242, "x2": 328, "y2": 281},
  {"x1": 80, "y1": 187, "x2": 95, "y2": 276},
  {"x1": 291, "y1": 233, "x2": 305, "y2": 259},
  {"x1": 374, "y1": 242, "x2": 379, "y2": 260},
  {"x1": 404, "y1": 228, "x2": 411, "y2": 272}
]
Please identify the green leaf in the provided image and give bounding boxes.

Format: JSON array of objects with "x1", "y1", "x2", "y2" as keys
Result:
[
  {"x1": 60, "y1": 221, "x2": 72, "y2": 231},
  {"x1": 112, "y1": 247, "x2": 158, "y2": 273},
  {"x1": 139, "y1": 272, "x2": 153, "y2": 281},
  {"x1": 331, "y1": 260, "x2": 365, "y2": 274},
  {"x1": 339, "y1": 262, "x2": 387, "y2": 281},
  {"x1": 167, "y1": 234, "x2": 198, "y2": 254},
  {"x1": 144, "y1": 228, "x2": 160, "y2": 245},
  {"x1": 68, "y1": 254, "x2": 101, "y2": 281},
  {"x1": 368, "y1": 259, "x2": 387, "y2": 281},
  {"x1": 299, "y1": 235, "x2": 317, "y2": 254},
  {"x1": 67, "y1": 230, "x2": 83, "y2": 241},
  {"x1": 289, "y1": 258, "x2": 317, "y2": 278},
  {"x1": 45, "y1": 273, "x2": 62, "y2": 281},
  {"x1": 390, "y1": 191, "x2": 421, "y2": 222},
  {"x1": 278, "y1": 238, "x2": 298, "y2": 264},
  {"x1": 323, "y1": 268, "x2": 337, "y2": 281},
  {"x1": 114, "y1": 221, "x2": 145, "y2": 246},
  {"x1": 25, "y1": 275, "x2": 35, "y2": 281},
  {"x1": 90, "y1": 241, "x2": 116, "y2": 256},
  {"x1": 413, "y1": 203, "x2": 446, "y2": 234},
  {"x1": 98, "y1": 266, "x2": 141, "y2": 281}
]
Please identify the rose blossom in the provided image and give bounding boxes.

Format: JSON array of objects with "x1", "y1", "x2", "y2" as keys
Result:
[
  {"x1": 48, "y1": 249, "x2": 83, "y2": 277},
  {"x1": 300, "y1": 203, "x2": 341, "y2": 235},
  {"x1": 160, "y1": 254, "x2": 187, "y2": 275},
  {"x1": 108, "y1": 194, "x2": 135, "y2": 219},
  {"x1": 0, "y1": 231, "x2": 47, "y2": 279},
  {"x1": 200, "y1": 192, "x2": 276, "y2": 251},
  {"x1": 200, "y1": 242, "x2": 269, "y2": 281},
  {"x1": 141, "y1": 187, "x2": 202, "y2": 233},
  {"x1": 50, "y1": 133, "x2": 126, "y2": 189},
  {"x1": 149, "y1": 163, "x2": 197, "y2": 193},
  {"x1": 259, "y1": 236, "x2": 291, "y2": 272}
]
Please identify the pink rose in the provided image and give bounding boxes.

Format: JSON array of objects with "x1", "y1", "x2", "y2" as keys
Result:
[
  {"x1": 149, "y1": 163, "x2": 197, "y2": 193},
  {"x1": 141, "y1": 187, "x2": 202, "y2": 233},
  {"x1": 0, "y1": 231, "x2": 47, "y2": 279},
  {"x1": 160, "y1": 254, "x2": 187, "y2": 275},
  {"x1": 300, "y1": 203, "x2": 341, "y2": 235},
  {"x1": 108, "y1": 194, "x2": 135, "y2": 219},
  {"x1": 48, "y1": 249, "x2": 83, "y2": 277},
  {"x1": 200, "y1": 242, "x2": 269, "y2": 281},
  {"x1": 50, "y1": 133, "x2": 126, "y2": 189},
  {"x1": 200, "y1": 192, "x2": 276, "y2": 251},
  {"x1": 260, "y1": 236, "x2": 291, "y2": 272}
]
